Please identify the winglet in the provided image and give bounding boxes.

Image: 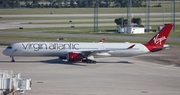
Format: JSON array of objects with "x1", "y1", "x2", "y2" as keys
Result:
[
  {"x1": 144, "y1": 23, "x2": 173, "y2": 52},
  {"x1": 99, "y1": 38, "x2": 106, "y2": 43},
  {"x1": 127, "y1": 44, "x2": 135, "y2": 49}
]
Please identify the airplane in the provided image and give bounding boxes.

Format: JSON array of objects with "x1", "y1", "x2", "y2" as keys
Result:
[{"x1": 2, "y1": 23, "x2": 173, "y2": 64}]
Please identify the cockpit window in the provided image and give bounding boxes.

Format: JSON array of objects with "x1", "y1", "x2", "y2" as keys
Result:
[{"x1": 6, "y1": 46, "x2": 12, "y2": 49}]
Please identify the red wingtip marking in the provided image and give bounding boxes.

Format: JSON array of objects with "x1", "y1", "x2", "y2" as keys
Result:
[{"x1": 127, "y1": 44, "x2": 135, "y2": 49}]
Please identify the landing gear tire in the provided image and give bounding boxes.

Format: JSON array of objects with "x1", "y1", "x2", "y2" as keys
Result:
[
  {"x1": 92, "y1": 61, "x2": 96, "y2": 64},
  {"x1": 82, "y1": 60, "x2": 86, "y2": 63},
  {"x1": 11, "y1": 57, "x2": 15, "y2": 62},
  {"x1": 87, "y1": 60, "x2": 92, "y2": 64},
  {"x1": 11, "y1": 59, "x2": 15, "y2": 62},
  {"x1": 84, "y1": 60, "x2": 96, "y2": 64},
  {"x1": 82, "y1": 58, "x2": 97, "y2": 64}
]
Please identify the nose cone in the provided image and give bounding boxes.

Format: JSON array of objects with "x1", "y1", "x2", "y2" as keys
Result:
[{"x1": 2, "y1": 49, "x2": 8, "y2": 55}]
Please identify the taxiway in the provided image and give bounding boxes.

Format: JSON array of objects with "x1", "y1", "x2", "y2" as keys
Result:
[{"x1": 0, "y1": 46, "x2": 180, "y2": 95}]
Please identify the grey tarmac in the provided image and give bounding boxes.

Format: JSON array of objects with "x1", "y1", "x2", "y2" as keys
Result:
[
  {"x1": 1, "y1": 21, "x2": 180, "y2": 29},
  {"x1": 0, "y1": 46, "x2": 180, "y2": 95}
]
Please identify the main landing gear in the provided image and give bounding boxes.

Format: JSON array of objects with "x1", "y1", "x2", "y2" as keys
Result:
[
  {"x1": 82, "y1": 59, "x2": 96, "y2": 64},
  {"x1": 11, "y1": 56, "x2": 15, "y2": 62}
]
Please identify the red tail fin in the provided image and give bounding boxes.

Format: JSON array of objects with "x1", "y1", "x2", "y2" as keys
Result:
[
  {"x1": 99, "y1": 38, "x2": 106, "y2": 42},
  {"x1": 144, "y1": 23, "x2": 173, "y2": 52}
]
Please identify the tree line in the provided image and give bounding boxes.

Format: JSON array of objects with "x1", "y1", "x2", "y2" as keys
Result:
[{"x1": 0, "y1": 0, "x2": 144, "y2": 8}]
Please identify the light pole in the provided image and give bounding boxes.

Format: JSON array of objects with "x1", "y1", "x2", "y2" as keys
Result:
[
  {"x1": 94, "y1": 0, "x2": 98, "y2": 32},
  {"x1": 163, "y1": 0, "x2": 165, "y2": 24},
  {"x1": 171, "y1": 0, "x2": 175, "y2": 32}
]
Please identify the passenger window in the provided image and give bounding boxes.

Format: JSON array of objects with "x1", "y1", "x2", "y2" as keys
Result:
[{"x1": 7, "y1": 46, "x2": 12, "y2": 49}]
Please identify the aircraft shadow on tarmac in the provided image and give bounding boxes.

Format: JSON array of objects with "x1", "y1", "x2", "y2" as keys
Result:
[
  {"x1": 41, "y1": 58, "x2": 133, "y2": 65},
  {"x1": 97, "y1": 61, "x2": 133, "y2": 64},
  {"x1": 41, "y1": 59, "x2": 87, "y2": 66},
  {"x1": 0, "y1": 59, "x2": 133, "y2": 66},
  {"x1": 0, "y1": 59, "x2": 87, "y2": 66}
]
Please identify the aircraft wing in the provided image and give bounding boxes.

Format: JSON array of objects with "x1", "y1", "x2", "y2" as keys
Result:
[{"x1": 67, "y1": 44, "x2": 135, "y2": 57}]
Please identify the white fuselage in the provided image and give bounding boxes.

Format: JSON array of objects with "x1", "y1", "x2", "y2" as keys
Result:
[{"x1": 3, "y1": 42, "x2": 150, "y2": 58}]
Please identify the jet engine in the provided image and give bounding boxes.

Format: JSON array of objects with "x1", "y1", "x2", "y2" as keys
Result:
[{"x1": 67, "y1": 52, "x2": 83, "y2": 62}]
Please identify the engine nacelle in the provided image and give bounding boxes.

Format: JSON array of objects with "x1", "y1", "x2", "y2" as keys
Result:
[{"x1": 67, "y1": 52, "x2": 83, "y2": 62}]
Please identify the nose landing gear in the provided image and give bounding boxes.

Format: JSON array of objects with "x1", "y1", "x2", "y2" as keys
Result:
[{"x1": 11, "y1": 56, "x2": 15, "y2": 62}]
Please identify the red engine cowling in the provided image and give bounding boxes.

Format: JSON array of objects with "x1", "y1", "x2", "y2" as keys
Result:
[{"x1": 67, "y1": 52, "x2": 83, "y2": 62}]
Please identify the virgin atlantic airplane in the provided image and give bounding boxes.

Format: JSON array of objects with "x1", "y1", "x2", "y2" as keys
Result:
[{"x1": 2, "y1": 23, "x2": 173, "y2": 64}]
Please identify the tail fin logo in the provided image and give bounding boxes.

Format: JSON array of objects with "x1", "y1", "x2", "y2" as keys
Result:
[{"x1": 153, "y1": 34, "x2": 166, "y2": 45}]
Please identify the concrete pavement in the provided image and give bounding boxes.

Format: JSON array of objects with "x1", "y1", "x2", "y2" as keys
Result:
[{"x1": 0, "y1": 46, "x2": 180, "y2": 95}]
